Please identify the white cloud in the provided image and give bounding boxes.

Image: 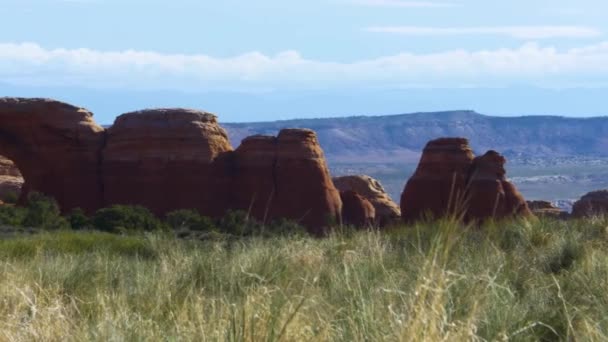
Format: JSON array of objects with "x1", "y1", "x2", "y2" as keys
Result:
[
  {"x1": 350, "y1": 0, "x2": 456, "y2": 8},
  {"x1": 365, "y1": 26, "x2": 602, "y2": 39},
  {"x1": 1, "y1": 42, "x2": 608, "y2": 91}
]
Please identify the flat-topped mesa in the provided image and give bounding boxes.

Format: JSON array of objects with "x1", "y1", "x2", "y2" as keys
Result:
[
  {"x1": 400, "y1": 138, "x2": 530, "y2": 223},
  {"x1": 103, "y1": 108, "x2": 234, "y2": 216},
  {"x1": 333, "y1": 175, "x2": 400, "y2": 226},
  {"x1": 401, "y1": 137, "x2": 474, "y2": 222},
  {"x1": 0, "y1": 98, "x2": 105, "y2": 212},
  {"x1": 232, "y1": 129, "x2": 342, "y2": 235},
  {"x1": 466, "y1": 150, "x2": 531, "y2": 221}
]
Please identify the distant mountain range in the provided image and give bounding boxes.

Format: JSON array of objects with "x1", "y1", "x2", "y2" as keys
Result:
[{"x1": 223, "y1": 111, "x2": 608, "y2": 164}]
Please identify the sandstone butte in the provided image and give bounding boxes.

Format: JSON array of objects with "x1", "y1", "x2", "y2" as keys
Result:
[
  {"x1": 400, "y1": 138, "x2": 531, "y2": 223},
  {"x1": 571, "y1": 190, "x2": 608, "y2": 218},
  {"x1": 333, "y1": 175, "x2": 400, "y2": 226},
  {"x1": 339, "y1": 190, "x2": 375, "y2": 227},
  {"x1": 0, "y1": 98, "x2": 342, "y2": 234}
]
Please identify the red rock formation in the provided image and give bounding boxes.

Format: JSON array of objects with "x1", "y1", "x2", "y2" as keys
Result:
[
  {"x1": 400, "y1": 138, "x2": 530, "y2": 223},
  {"x1": 102, "y1": 109, "x2": 233, "y2": 216},
  {"x1": 231, "y1": 135, "x2": 278, "y2": 220},
  {"x1": 572, "y1": 190, "x2": 608, "y2": 217},
  {"x1": 333, "y1": 175, "x2": 400, "y2": 226},
  {"x1": 0, "y1": 156, "x2": 23, "y2": 201},
  {"x1": 401, "y1": 138, "x2": 474, "y2": 222},
  {"x1": 339, "y1": 190, "x2": 375, "y2": 227},
  {"x1": 274, "y1": 129, "x2": 342, "y2": 233},
  {"x1": 0, "y1": 98, "x2": 105, "y2": 212},
  {"x1": 232, "y1": 129, "x2": 342, "y2": 234},
  {"x1": 0, "y1": 98, "x2": 342, "y2": 233},
  {"x1": 466, "y1": 151, "x2": 531, "y2": 221},
  {"x1": 527, "y1": 200, "x2": 568, "y2": 219}
]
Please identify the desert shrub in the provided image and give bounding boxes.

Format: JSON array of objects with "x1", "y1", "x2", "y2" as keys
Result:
[
  {"x1": 92, "y1": 205, "x2": 164, "y2": 233},
  {"x1": 266, "y1": 218, "x2": 307, "y2": 236},
  {"x1": 68, "y1": 208, "x2": 92, "y2": 230},
  {"x1": 219, "y1": 210, "x2": 262, "y2": 236},
  {"x1": 216, "y1": 211, "x2": 305, "y2": 237},
  {"x1": 1, "y1": 191, "x2": 19, "y2": 204},
  {"x1": 165, "y1": 209, "x2": 217, "y2": 232},
  {"x1": 22, "y1": 192, "x2": 69, "y2": 230},
  {"x1": 0, "y1": 204, "x2": 26, "y2": 226}
]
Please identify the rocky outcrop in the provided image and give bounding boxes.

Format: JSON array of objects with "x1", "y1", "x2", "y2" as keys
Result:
[
  {"x1": 400, "y1": 138, "x2": 530, "y2": 223},
  {"x1": 0, "y1": 98, "x2": 105, "y2": 212},
  {"x1": 232, "y1": 129, "x2": 342, "y2": 235},
  {"x1": 572, "y1": 190, "x2": 608, "y2": 218},
  {"x1": 333, "y1": 175, "x2": 400, "y2": 226},
  {"x1": 401, "y1": 138, "x2": 474, "y2": 222},
  {"x1": 102, "y1": 109, "x2": 234, "y2": 216},
  {"x1": 0, "y1": 156, "x2": 21, "y2": 177},
  {"x1": 0, "y1": 98, "x2": 342, "y2": 233},
  {"x1": 466, "y1": 151, "x2": 531, "y2": 221},
  {"x1": 0, "y1": 156, "x2": 23, "y2": 201},
  {"x1": 339, "y1": 190, "x2": 375, "y2": 227},
  {"x1": 527, "y1": 200, "x2": 569, "y2": 219}
]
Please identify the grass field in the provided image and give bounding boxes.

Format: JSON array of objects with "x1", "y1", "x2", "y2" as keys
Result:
[{"x1": 1, "y1": 217, "x2": 608, "y2": 341}]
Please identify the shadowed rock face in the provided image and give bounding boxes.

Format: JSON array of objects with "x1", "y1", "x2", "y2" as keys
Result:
[
  {"x1": 572, "y1": 190, "x2": 608, "y2": 217},
  {"x1": 102, "y1": 109, "x2": 234, "y2": 216},
  {"x1": 0, "y1": 156, "x2": 23, "y2": 200},
  {"x1": 400, "y1": 138, "x2": 530, "y2": 223},
  {"x1": 466, "y1": 151, "x2": 531, "y2": 221},
  {"x1": 333, "y1": 175, "x2": 400, "y2": 226},
  {"x1": 339, "y1": 190, "x2": 375, "y2": 228},
  {"x1": 0, "y1": 98, "x2": 106, "y2": 212},
  {"x1": 232, "y1": 129, "x2": 342, "y2": 235},
  {"x1": 0, "y1": 98, "x2": 342, "y2": 233},
  {"x1": 400, "y1": 138, "x2": 474, "y2": 222}
]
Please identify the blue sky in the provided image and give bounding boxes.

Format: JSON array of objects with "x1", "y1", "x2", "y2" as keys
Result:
[{"x1": 1, "y1": 0, "x2": 607, "y2": 123}]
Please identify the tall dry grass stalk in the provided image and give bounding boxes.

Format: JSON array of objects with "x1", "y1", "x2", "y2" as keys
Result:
[{"x1": 1, "y1": 217, "x2": 608, "y2": 341}]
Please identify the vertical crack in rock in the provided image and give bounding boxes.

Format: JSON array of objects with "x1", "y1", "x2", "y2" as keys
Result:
[{"x1": 97, "y1": 129, "x2": 108, "y2": 208}]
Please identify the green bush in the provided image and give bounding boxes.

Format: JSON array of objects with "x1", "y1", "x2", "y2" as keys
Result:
[
  {"x1": 0, "y1": 205, "x2": 26, "y2": 226},
  {"x1": 266, "y1": 218, "x2": 307, "y2": 236},
  {"x1": 1, "y1": 191, "x2": 19, "y2": 204},
  {"x1": 219, "y1": 210, "x2": 261, "y2": 236},
  {"x1": 92, "y1": 205, "x2": 164, "y2": 233},
  {"x1": 22, "y1": 192, "x2": 69, "y2": 230},
  {"x1": 165, "y1": 209, "x2": 217, "y2": 232},
  {"x1": 68, "y1": 208, "x2": 92, "y2": 230},
  {"x1": 216, "y1": 211, "x2": 304, "y2": 237}
]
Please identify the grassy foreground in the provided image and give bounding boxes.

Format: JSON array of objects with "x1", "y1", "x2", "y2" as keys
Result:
[{"x1": 1, "y1": 218, "x2": 608, "y2": 341}]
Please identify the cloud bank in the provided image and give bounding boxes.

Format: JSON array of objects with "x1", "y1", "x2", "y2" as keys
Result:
[{"x1": 2, "y1": 42, "x2": 608, "y2": 91}]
